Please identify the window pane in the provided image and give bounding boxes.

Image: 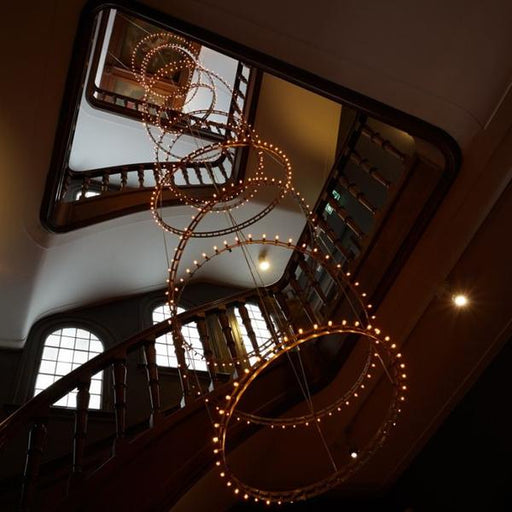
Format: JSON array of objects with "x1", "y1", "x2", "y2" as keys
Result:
[
  {"x1": 55, "y1": 361, "x2": 73, "y2": 376},
  {"x1": 73, "y1": 350, "x2": 89, "y2": 364},
  {"x1": 75, "y1": 338, "x2": 90, "y2": 351},
  {"x1": 34, "y1": 328, "x2": 104, "y2": 410},
  {"x1": 89, "y1": 395, "x2": 101, "y2": 409},
  {"x1": 42, "y1": 346, "x2": 59, "y2": 361},
  {"x1": 59, "y1": 349, "x2": 74, "y2": 363},
  {"x1": 39, "y1": 360, "x2": 56, "y2": 374},
  {"x1": 60, "y1": 336, "x2": 75, "y2": 349},
  {"x1": 45, "y1": 334, "x2": 61, "y2": 347}
]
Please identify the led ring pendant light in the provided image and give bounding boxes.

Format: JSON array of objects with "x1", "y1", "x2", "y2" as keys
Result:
[{"x1": 132, "y1": 30, "x2": 407, "y2": 506}]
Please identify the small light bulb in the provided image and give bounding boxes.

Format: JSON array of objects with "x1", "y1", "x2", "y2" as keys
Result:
[
  {"x1": 453, "y1": 294, "x2": 469, "y2": 307},
  {"x1": 350, "y1": 450, "x2": 358, "y2": 459}
]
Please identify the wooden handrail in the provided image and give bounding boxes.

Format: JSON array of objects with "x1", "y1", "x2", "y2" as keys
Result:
[
  {"x1": 63, "y1": 152, "x2": 235, "y2": 201},
  {"x1": 0, "y1": 287, "x2": 282, "y2": 448}
]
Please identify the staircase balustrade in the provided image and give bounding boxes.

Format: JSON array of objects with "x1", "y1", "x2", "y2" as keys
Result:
[{"x1": 1, "y1": 111, "x2": 446, "y2": 509}]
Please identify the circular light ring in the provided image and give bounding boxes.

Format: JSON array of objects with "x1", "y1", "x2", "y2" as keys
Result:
[
  {"x1": 151, "y1": 146, "x2": 293, "y2": 233},
  {"x1": 131, "y1": 36, "x2": 200, "y2": 100},
  {"x1": 215, "y1": 325, "x2": 407, "y2": 504},
  {"x1": 152, "y1": 175, "x2": 284, "y2": 238},
  {"x1": 155, "y1": 136, "x2": 292, "y2": 203},
  {"x1": 167, "y1": 237, "x2": 371, "y2": 366},
  {"x1": 151, "y1": 111, "x2": 252, "y2": 167},
  {"x1": 139, "y1": 59, "x2": 218, "y2": 137},
  {"x1": 137, "y1": 51, "x2": 244, "y2": 142},
  {"x1": 233, "y1": 342, "x2": 375, "y2": 426},
  {"x1": 142, "y1": 51, "x2": 200, "y2": 104}
]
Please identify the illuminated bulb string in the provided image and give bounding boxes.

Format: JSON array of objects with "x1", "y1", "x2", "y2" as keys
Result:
[{"x1": 133, "y1": 33, "x2": 407, "y2": 506}]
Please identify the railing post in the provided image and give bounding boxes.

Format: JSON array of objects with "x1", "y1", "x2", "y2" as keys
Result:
[
  {"x1": 289, "y1": 276, "x2": 320, "y2": 326},
  {"x1": 101, "y1": 172, "x2": 110, "y2": 193},
  {"x1": 256, "y1": 297, "x2": 279, "y2": 344},
  {"x1": 72, "y1": 378, "x2": 91, "y2": 480},
  {"x1": 324, "y1": 194, "x2": 364, "y2": 241},
  {"x1": 120, "y1": 167, "x2": 128, "y2": 189},
  {"x1": 236, "y1": 302, "x2": 260, "y2": 358},
  {"x1": 361, "y1": 124, "x2": 407, "y2": 162},
  {"x1": 143, "y1": 340, "x2": 161, "y2": 427},
  {"x1": 61, "y1": 168, "x2": 72, "y2": 200},
  {"x1": 196, "y1": 315, "x2": 218, "y2": 388},
  {"x1": 273, "y1": 290, "x2": 296, "y2": 336},
  {"x1": 296, "y1": 255, "x2": 329, "y2": 306},
  {"x1": 349, "y1": 150, "x2": 390, "y2": 188},
  {"x1": 338, "y1": 175, "x2": 377, "y2": 214},
  {"x1": 112, "y1": 357, "x2": 127, "y2": 451},
  {"x1": 173, "y1": 326, "x2": 193, "y2": 405},
  {"x1": 80, "y1": 176, "x2": 91, "y2": 200},
  {"x1": 218, "y1": 308, "x2": 240, "y2": 374},
  {"x1": 21, "y1": 414, "x2": 49, "y2": 511},
  {"x1": 137, "y1": 165, "x2": 145, "y2": 188}
]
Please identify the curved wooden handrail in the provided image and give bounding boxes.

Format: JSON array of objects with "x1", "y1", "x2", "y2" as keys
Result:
[{"x1": 66, "y1": 150, "x2": 231, "y2": 182}]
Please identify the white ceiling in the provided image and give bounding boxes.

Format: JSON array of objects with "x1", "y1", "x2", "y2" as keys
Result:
[{"x1": 0, "y1": 0, "x2": 510, "y2": 351}]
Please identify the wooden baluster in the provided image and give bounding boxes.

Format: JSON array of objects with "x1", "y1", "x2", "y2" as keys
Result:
[
  {"x1": 71, "y1": 379, "x2": 90, "y2": 483},
  {"x1": 61, "y1": 168, "x2": 72, "y2": 200},
  {"x1": 120, "y1": 167, "x2": 128, "y2": 190},
  {"x1": 225, "y1": 149, "x2": 235, "y2": 164},
  {"x1": 218, "y1": 308, "x2": 239, "y2": 371},
  {"x1": 325, "y1": 194, "x2": 364, "y2": 240},
  {"x1": 289, "y1": 276, "x2": 319, "y2": 326},
  {"x1": 316, "y1": 214, "x2": 356, "y2": 263},
  {"x1": 296, "y1": 255, "x2": 329, "y2": 305},
  {"x1": 338, "y1": 175, "x2": 377, "y2": 214},
  {"x1": 196, "y1": 315, "x2": 218, "y2": 387},
  {"x1": 216, "y1": 162, "x2": 229, "y2": 183},
  {"x1": 80, "y1": 176, "x2": 91, "y2": 200},
  {"x1": 143, "y1": 340, "x2": 161, "y2": 426},
  {"x1": 256, "y1": 297, "x2": 279, "y2": 343},
  {"x1": 237, "y1": 303, "x2": 260, "y2": 357},
  {"x1": 349, "y1": 150, "x2": 390, "y2": 188},
  {"x1": 173, "y1": 326, "x2": 193, "y2": 404},
  {"x1": 153, "y1": 167, "x2": 160, "y2": 185},
  {"x1": 180, "y1": 166, "x2": 191, "y2": 186},
  {"x1": 273, "y1": 290, "x2": 296, "y2": 335},
  {"x1": 361, "y1": 124, "x2": 406, "y2": 162},
  {"x1": 193, "y1": 164, "x2": 203, "y2": 185},
  {"x1": 101, "y1": 172, "x2": 110, "y2": 193},
  {"x1": 112, "y1": 358, "x2": 127, "y2": 450},
  {"x1": 138, "y1": 165, "x2": 145, "y2": 188},
  {"x1": 21, "y1": 415, "x2": 48, "y2": 511}
]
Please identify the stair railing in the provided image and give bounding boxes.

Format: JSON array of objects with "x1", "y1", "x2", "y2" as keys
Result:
[{"x1": 4, "y1": 112, "x2": 446, "y2": 509}]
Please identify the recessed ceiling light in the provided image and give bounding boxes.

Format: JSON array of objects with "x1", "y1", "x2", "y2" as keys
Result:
[
  {"x1": 452, "y1": 294, "x2": 469, "y2": 308},
  {"x1": 258, "y1": 252, "x2": 270, "y2": 271},
  {"x1": 258, "y1": 258, "x2": 270, "y2": 271}
]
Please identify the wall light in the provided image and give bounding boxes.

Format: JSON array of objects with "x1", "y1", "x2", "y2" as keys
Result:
[{"x1": 452, "y1": 294, "x2": 469, "y2": 308}]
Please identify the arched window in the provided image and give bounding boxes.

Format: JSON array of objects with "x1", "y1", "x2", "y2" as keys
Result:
[
  {"x1": 152, "y1": 304, "x2": 207, "y2": 371},
  {"x1": 34, "y1": 327, "x2": 104, "y2": 409},
  {"x1": 234, "y1": 303, "x2": 273, "y2": 363}
]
